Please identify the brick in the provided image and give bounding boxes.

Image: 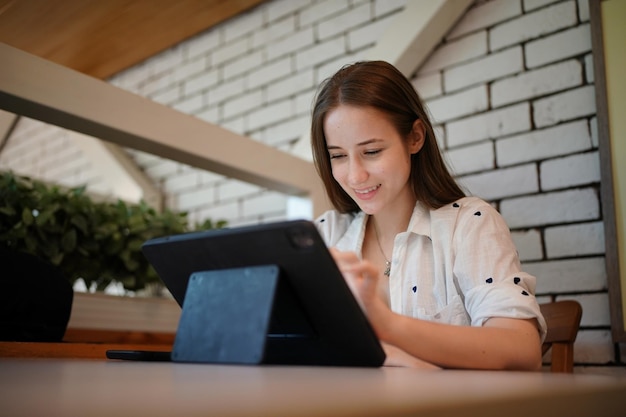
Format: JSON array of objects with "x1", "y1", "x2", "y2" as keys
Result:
[
  {"x1": 411, "y1": 72, "x2": 442, "y2": 100},
  {"x1": 374, "y1": 0, "x2": 406, "y2": 17},
  {"x1": 572, "y1": 330, "x2": 615, "y2": 364},
  {"x1": 221, "y1": 116, "x2": 245, "y2": 135},
  {"x1": 173, "y1": 94, "x2": 203, "y2": 114},
  {"x1": 545, "y1": 221, "x2": 605, "y2": 258},
  {"x1": 186, "y1": 29, "x2": 221, "y2": 60},
  {"x1": 458, "y1": 164, "x2": 538, "y2": 200},
  {"x1": 578, "y1": 0, "x2": 590, "y2": 22},
  {"x1": 496, "y1": 120, "x2": 592, "y2": 167},
  {"x1": 317, "y1": 3, "x2": 371, "y2": 40},
  {"x1": 511, "y1": 229, "x2": 543, "y2": 261},
  {"x1": 267, "y1": 70, "x2": 315, "y2": 101},
  {"x1": 447, "y1": 0, "x2": 522, "y2": 40},
  {"x1": 111, "y1": 67, "x2": 144, "y2": 92},
  {"x1": 246, "y1": 98, "x2": 294, "y2": 131},
  {"x1": 294, "y1": 88, "x2": 317, "y2": 116},
  {"x1": 445, "y1": 141, "x2": 494, "y2": 176},
  {"x1": 142, "y1": 72, "x2": 174, "y2": 97},
  {"x1": 197, "y1": 201, "x2": 241, "y2": 224},
  {"x1": 218, "y1": 179, "x2": 261, "y2": 202},
  {"x1": 221, "y1": 50, "x2": 264, "y2": 80},
  {"x1": 425, "y1": 85, "x2": 489, "y2": 123},
  {"x1": 447, "y1": 103, "x2": 531, "y2": 148},
  {"x1": 540, "y1": 151, "x2": 600, "y2": 191},
  {"x1": 419, "y1": 32, "x2": 488, "y2": 75},
  {"x1": 207, "y1": 77, "x2": 245, "y2": 106},
  {"x1": 223, "y1": 90, "x2": 264, "y2": 119},
  {"x1": 295, "y1": 36, "x2": 346, "y2": 71},
  {"x1": 150, "y1": 86, "x2": 180, "y2": 106},
  {"x1": 491, "y1": 59, "x2": 582, "y2": 107},
  {"x1": 149, "y1": 46, "x2": 184, "y2": 77},
  {"x1": 175, "y1": 186, "x2": 215, "y2": 211},
  {"x1": 267, "y1": 0, "x2": 310, "y2": 23},
  {"x1": 444, "y1": 46, "x2": 523, "y2": 93},
  {"x1": 162, "y1": 170, "x2": 200, "y2": 193},
  {"x1": 500, "y1": 188, "x2": 600, "y2": 228},
  {"x1": 523, "y1": 0, "x2": 561, "y2": 12},
  {"x1": 348, "y1": 12, "x2": 397, "y2": 51},
  {"x1": 172, "y1": 57, "x2": 207, "y2": 83},
  {"x1": 223, "y1": 9, "x2": 264, "y2": 42},
  {"x1": 490, "y1": 1, "x2": 577, "y2": 51},
  {"x1": 242, "y1": 191, "x2": 288, "y2": 217},
  {"x1": 247, "y1": 56, "x2": 293, "y2": 89},
  {"x1": 585, "y1": 53, "x2": 594, "y2": 83},
  {"x1": 300, "y1": 0, "x2": 349, "y2": 27},
  {"x1": 533, "y1": 85, "x2": 596, "y2": 128},
  {"x1": 523, "y1": 257, "x2": 607, "y2": 294},
  {"x1": 212, "y1": 37, "x2": 249, "y2": 66},
  {"x1": 590, "y1": 117, "x2": 598, "y2": 148},
  {"x1": 267, "y1": 27, "x2": 315, "y2": 61},
  {"x1": 184, "y1": 70, "x2": 219, "y2": 95},
  {"x1": 252, "y1": 15, "x2": 295, "y2": 49},
  {"x1": 263, "y1": 114, "x2": 310, "y2": 146},
  {"x1": 144, "y1": 160, "x2": 180, "y2": 180},
  {"x1": 197, "y1": 105, "x2": 220, "y2": 125},
  {"x1": 526, "y1": 24, "x2": 591, "y2": 69},
  {"x1": 198, "y1": 170, "x2": 224, "y2": 185}
]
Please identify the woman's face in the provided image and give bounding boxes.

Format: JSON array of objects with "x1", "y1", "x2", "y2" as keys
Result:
[{"x1": 323, "y1": 105, "x2": 423, "y2": 215}]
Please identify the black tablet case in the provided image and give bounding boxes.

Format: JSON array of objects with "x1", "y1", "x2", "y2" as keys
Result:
[{"x1": 141, "y1": 220, "x2": 385, "y2": 367}]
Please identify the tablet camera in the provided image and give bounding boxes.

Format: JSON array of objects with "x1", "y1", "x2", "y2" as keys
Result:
[{"x1": 286, "y1": 227, "x2": 315, "y2": 251}]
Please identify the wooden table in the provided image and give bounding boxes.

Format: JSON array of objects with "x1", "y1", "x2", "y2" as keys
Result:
[{"x1": 1, "y1": 359, "x2": 625, "y2": 417}]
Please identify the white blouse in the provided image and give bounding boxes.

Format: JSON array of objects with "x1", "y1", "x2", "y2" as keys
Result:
[{"x1": 315, "y1": 196, "x2": 547, "y2": 340}]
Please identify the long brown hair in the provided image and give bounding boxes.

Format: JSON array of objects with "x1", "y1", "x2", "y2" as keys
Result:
[{"x1": 311, "y1": 61, "x2": 465, "y2": 213}]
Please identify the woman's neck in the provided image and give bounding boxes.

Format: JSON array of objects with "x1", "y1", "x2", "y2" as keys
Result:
[{"x1": 369, "y1": 194, "x2": 416, "y2": 242}]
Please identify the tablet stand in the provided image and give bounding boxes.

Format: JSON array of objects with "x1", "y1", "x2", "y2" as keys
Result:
[{"x1": 171, "y1": 265, "x2": 279, "y2": 364}]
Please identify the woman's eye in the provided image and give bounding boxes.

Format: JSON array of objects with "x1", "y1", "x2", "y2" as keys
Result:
[
  {"x1": 329, "y1": 153, "x2": 346, "y2": 160},
  {"x1": 364, "y1": 149, "x2": 381, "y2": 156}
]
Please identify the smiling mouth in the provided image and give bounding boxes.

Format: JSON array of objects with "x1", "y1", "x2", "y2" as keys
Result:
[{"x1": 354, "y1": 184, "x2": 381, "y2": 194}]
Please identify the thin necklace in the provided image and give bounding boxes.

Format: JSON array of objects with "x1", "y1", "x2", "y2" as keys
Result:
[{"x1": 373, "y1": 223, "x2": 391, "y2": 277}]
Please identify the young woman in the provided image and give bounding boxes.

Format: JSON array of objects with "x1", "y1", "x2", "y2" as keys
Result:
[{"x1": 311, "y1": 61, "x2": 546, "y2": 370}]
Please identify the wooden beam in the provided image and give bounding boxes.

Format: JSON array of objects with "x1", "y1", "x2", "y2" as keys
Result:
[
  {"x1": 368, "y1": 0, "x2": 473, "y2": 76},
  {"x1": 0, "y1": 43, "x2": 328, "y2": 214}
]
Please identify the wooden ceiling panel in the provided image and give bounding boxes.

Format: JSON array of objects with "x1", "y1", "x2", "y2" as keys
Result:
[{"x1": 0, "y1": 0, "x2": 266, "y2": 79}]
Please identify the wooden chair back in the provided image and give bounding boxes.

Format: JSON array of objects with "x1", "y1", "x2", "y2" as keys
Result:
[{"x1": 539, "y1": 300, "x2": 583, "y2": 373}]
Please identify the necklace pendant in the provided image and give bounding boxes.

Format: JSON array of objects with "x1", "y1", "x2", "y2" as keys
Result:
[{"x1": 384, "y1": 261, "x2": 391, "y2": 277}]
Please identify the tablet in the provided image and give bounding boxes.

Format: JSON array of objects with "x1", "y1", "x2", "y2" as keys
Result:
[{"x1": 141, "y1": 219, "x2": 385, "y2": 367}]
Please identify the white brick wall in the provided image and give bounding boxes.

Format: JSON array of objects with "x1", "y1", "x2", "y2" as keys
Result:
[
  {"x1": 501, "y1": 188, "x2": 600, "y2": 228},
  {"x1": 1, "y1": 0, "x2": 620, "y2": 370},
  {"x1": 459, "y1": 164, "x2": 539, "y2": 200},
  {"x1": 495, "y1": 120, "x2": 592, "y2": 166},
  {"x1": 544, "y1": 221, "x2": 605, "y2": 258},
  {"x1": 489, "y1": 0, "x2": 577, "y2": 51},
  {"x1": 446, "y1": 103, "x2": 531, "y2": 148},
  {"x1": 526, "y1": 257, "x2": 606, "y2": 294},
  {"x1": 491, "y1": 59, "x2": 582, "y2": 107}
]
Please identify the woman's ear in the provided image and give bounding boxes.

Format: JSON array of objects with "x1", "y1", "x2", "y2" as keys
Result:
[{"x1": 408, "y1": 119, "x2": 426, "y2": 155}]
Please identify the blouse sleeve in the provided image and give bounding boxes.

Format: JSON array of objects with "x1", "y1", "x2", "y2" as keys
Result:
[{"x1": 451, "y1": 199, "x2": 547, "y2": 341}]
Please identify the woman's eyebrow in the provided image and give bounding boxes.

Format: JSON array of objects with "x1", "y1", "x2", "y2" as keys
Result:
[{"x1": 327, "y1": 138, "x2": 384, "y2": 150}]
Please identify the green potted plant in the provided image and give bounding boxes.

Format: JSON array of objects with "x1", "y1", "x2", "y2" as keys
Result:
[{"x1": 0, "y1": 171, "x2": 226, "y2": 293}]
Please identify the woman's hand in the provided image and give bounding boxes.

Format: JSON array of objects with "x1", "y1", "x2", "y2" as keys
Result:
[
  {"x1": 329, "y1": 248, "x2": 394, "y2": 337},
  {"x1": 329, "y1": 248, "x2": 379, "y2": 310}
]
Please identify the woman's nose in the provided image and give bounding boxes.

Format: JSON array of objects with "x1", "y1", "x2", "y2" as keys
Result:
[{"x1": 348, "y1": 158, "x2": 368, "y2": 184}]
